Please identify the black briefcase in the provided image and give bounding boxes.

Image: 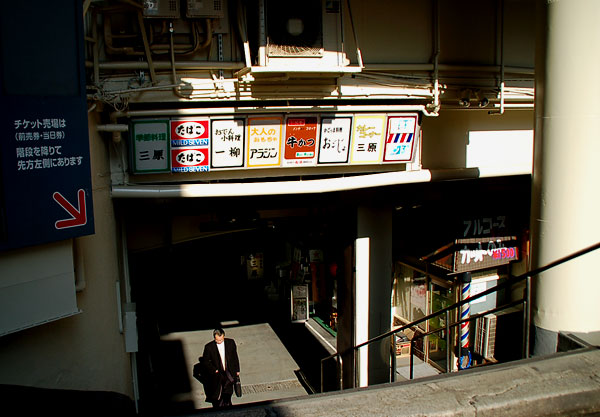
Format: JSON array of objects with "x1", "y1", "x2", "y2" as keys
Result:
[
  {"x1": 234, "y1": 376, "x2": 242, "y2": 398},
  {"x1": 192, "y1": 357, "x2": 204, "y2": 383}
]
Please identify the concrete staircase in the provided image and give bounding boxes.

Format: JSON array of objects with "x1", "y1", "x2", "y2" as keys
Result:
[{"x1": 185, "y1": 346, "x2": 600, "y2": 417}]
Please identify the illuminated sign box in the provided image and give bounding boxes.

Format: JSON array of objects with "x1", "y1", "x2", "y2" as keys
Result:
[
  {"x1": 131, "y1": 120, "x2": 170, "y2": 174},
  {"x1": 247, "y1": 116, "x2": 283, "y2": 168},
  {"x1": 211, "y1": 118, "x2": 245, "y2": 169},
  {"x1": 318, "y1": 116, "x2": 352, "y2": 164},
  {"x1": 129, "y1": 112, "x2": 421, "y2": 175},
  {"x1": 453, "y1": 237, "x2": 519, "y2": 273},
  {"x1": 282, "y1": 116, "x2": 318, "y2": 167},
  {"x1": 383, "y1": 114, "x2": 418, "y2": 162},
  {"x1": 350, "y1": 114, "x2": 386, "y2": 164},
  {"x1": 171, "y1": 147, "x2": 210, "y2": 172},
  {"x1": 171, "y1": 119, "x2": 210, "y2": 173}
]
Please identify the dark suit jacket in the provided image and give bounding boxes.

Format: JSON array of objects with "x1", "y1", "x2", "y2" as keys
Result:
[{"x1": 201, "y1": 338, "x2": 240, "y2": 401}]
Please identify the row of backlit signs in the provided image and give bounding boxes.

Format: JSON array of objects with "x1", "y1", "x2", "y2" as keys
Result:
[{"x1": 130, "y1": 113, "x2": 420, "y2": 174}]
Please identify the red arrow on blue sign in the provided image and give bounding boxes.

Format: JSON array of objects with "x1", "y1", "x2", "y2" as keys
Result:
[{"x1": 53, "y1": 189, "x2": 87, "y2": 229}]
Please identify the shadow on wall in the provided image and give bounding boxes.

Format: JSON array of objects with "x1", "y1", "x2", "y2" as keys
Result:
[
  {"x1": 0, "y1": 384, "x2": 136, "y2": 417},
  {"x1": 420, "y1": 110, "x2": 534, "y2": 170}
]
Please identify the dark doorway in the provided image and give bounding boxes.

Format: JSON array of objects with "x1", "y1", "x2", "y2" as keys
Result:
[{"x1": 123, "y1": 193, "x2": 355, "y2": 414}]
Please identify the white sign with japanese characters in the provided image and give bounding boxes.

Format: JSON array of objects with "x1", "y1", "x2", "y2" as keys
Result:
[
  {"x1": 247, "y1": 116, "x2": 282, "y2": 168},
  {"x1": 211, "y1": 119, "x2": 245, "y2": 168},
  {"x1": 350, "y1": 114, "x2": 385, "y2": 164},
  {"x1": 131, "y1": 120, "x2": 170, "y2": 173},
  {"x1": 383, "y1": 114, "x2": 418, "y2": 162},
  {"x1": 318, "y1": 116, "x2": 352, "y2": 164}
]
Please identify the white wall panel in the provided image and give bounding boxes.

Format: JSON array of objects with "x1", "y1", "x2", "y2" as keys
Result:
[{"x1": 0, "y1": 240, "x2": 79, "y2": 336}]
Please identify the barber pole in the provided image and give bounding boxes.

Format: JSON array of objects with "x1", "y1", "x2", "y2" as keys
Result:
[
  {"x1": 460, "y1": 281, "x2": 470, "y2": 350},
  {"x1": 459, "y1": 272, "x2": 472, "y2": 370}
]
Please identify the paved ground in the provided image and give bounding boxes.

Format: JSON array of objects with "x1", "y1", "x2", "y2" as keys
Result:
[
  {"x1": 396, "y1": 355, "x2": 441, "y2": 380},
  {"x1": 159, "y1": 323, "x2": 309, "y2": 410},
  {"x1": 171, "y1": 347, "x2": 600, "y2": 416}
]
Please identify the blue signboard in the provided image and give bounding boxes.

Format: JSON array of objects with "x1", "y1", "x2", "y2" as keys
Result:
[{"x1": 0, "y1": 0, "x2": 94, "y2": 251}]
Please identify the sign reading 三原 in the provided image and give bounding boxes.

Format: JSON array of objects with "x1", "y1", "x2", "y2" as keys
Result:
[
  {"x1": 282, "y1": 116, "x2": 318, "y2": 167},
  {"x1": 383, "y1": 114, "x2": 418, "y2": 162},
  {"x1": 131, "y1": 120, "x2": 170, "y2": 173},
  {"x1": 247, "y1": 116, "x2": 282, "y2": 168},
  {"x1": 350, "y1": 114, "x2": 385, "y2": 164},
  {"x1": 211, "y1": 119, "x2": 245, "y2": 168}
]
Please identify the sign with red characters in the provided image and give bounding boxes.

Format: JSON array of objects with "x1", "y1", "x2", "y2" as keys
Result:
[
  {"x1": 170, "y1": 119, "x2": 210, "y2": 172},
  {"x1": 170, "y1": 119, "x2": 209, "y2": 147},
  {"x1": 283, "y1": 116, "x2": 318, "y2": 167},
  {"x1": 171, "y1": 147, "x2": 209, "y2": 172}
]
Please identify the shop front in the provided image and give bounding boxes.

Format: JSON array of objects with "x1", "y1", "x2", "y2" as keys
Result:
[{"x1": 391, "y1": 178, "x2": 530, "y2": 375}]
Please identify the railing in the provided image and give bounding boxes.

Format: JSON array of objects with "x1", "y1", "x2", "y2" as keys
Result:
[{"x1": 320, "y1": 241, "x2": 600, "y2": 392}]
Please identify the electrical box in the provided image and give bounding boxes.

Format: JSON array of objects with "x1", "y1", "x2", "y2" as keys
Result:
[
  {"x1": 186, "y1": 0, "x2": 225, "y2": 18},
  {"x1": 142, "y1": 0, "x2": 180, "y2": 18},
  {"x1": 254, "y1": 0, "x2": 351, "y2": 72}
]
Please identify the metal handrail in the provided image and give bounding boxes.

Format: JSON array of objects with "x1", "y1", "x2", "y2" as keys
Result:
[{"x1": 320, "y1": 241, "x2": 600, "y2": 392}]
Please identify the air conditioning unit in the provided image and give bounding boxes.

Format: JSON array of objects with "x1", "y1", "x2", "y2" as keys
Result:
[
  {"x1": 142, "y1": 0, "x2": 180, "y2": 18},
  {"x1": 186, "y1": 0, "x2": 225, "y2": 18},
  {"x1": 256, "y1": 0, "x2": 352, "y2": 73},
  {"x1": 474, "y1": 313, "x2": 497, "y2": 360}
]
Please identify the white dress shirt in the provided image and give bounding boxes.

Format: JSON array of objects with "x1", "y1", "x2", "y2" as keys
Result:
[{"x1": 217, "y1": 341, "x2": 226, "y2": 370}]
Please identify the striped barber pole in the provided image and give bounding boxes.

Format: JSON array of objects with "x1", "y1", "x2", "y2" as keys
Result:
[
  {"x1": 386, "y1": 132, "x2": 413, "y2": 143},
  {"x1": 458, "y1": 272, "x2": 472, "y2": 370},
  {"x1": 460, "y1": 281, "x2": 471, "y2": 350}
]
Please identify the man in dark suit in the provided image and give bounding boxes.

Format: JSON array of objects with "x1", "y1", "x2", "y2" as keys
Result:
[{"x1": 201, "y1": 328, "x2": 240, "y2": 408}]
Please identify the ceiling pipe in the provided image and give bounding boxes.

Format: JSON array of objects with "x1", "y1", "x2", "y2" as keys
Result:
[
  {"x1": 430, "y1": 0, "x2": 441, "y2": 114},
  {"x1": 363, "y1": 64, "x2": 533, "y2": 75},
  {"x1": 96, "y1": 115, "x2": 130, "y2": 143},
  {"x1": 85, "y1": 61, "x2": 245, "y2": 70},
  {"x1": 97, "y1": 124, "x2": 129, "y2": 132},
  {"x1": 489, "y1": 0, "x2": 506, "y2": 115},
  {"x1": 110, "y1": 103, "x2": 439, "y2": 120},
  {"x1": 345, "y1": 0, "x2": 364, "y2": 69}
]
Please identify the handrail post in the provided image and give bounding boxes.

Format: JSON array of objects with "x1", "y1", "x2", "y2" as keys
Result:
[
  {"x1": 409, "y1": 339, "x2": 414, "y2": 380},
  {"x1": 353, "y1": 347, "x2": 357, "y2": 389},
  {"x1": 523, "y1": 275, "x2": 531, "y2": 359},
  {"x1": 445, "y1": 309, "x2": 451, "y2": 373},
  {"x1": 338, "y1": 356, "x2": 343, "y2": 390},
  {"x1": 320, "y1": 358, "x2": 324, "y2": 393},
  {"x1": 391, "y1": 335, "x2": 397, "y2": 382}
]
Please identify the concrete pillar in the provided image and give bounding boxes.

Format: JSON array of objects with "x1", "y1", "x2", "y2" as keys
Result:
[
  {"x1": 356, "y1": 205, "x2": 393, "y2": 385},
  {"x1": 531, "y1": 0, "x2": 600, "y2": 355}
]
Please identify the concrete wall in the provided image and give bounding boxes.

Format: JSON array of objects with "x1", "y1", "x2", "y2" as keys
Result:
[
  {"x1": 421, "y1": 109, "x2": 534, "y2": 170},
  {"x1": 0, "y1": 113, "x2": 132, "y2": 397},
  {"x1": 357, "y1": 206, "x2": 393, "y2": 385}
]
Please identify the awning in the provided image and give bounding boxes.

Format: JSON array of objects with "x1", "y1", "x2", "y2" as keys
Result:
[{"x1": 111, "y1": 166, "x2": 530, "y2": 198}]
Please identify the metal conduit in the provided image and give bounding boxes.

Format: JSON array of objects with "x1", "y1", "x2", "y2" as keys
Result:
[{"x1": 85, "y1": 61, "x2": 245, "y2": 70}]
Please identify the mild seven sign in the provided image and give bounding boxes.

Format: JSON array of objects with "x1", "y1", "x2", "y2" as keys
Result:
[{"x1": 171, "y1": 119, "x2": 210, "y2": 172}]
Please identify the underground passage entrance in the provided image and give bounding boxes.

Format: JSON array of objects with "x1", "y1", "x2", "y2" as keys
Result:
[
  {"x1": 117, "y1": 176, "x2": 531, "y2": 414},
  {"x1": 122, "y1": 194, "x2": 355, "y2": 414}
]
